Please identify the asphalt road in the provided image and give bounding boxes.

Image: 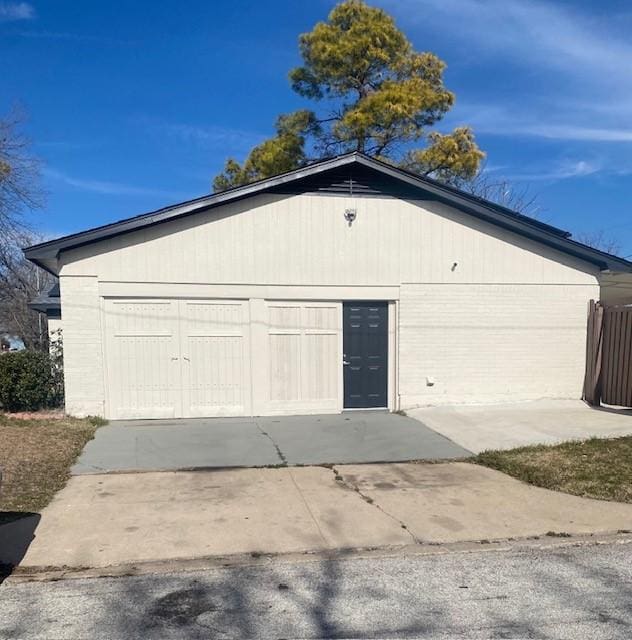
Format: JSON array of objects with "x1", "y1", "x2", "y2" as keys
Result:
[{"x1": 1, "y1": 541, "x2": 631, "y2": 639}]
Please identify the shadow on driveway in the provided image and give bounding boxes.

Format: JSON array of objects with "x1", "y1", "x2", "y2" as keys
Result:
[{"x1": 0, "y1": 512, "x2": 41, "y2": 583}]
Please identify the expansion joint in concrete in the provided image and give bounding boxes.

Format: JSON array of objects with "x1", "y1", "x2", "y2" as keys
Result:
[{"x1": 286, "y1": 468, "x2": 329, "y2": 546}]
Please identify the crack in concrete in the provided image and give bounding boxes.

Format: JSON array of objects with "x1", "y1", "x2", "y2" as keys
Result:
[
  {"x1": 254, "y1": 421, "x2": 288, "y2": 466},
  {"x1": 330, "y1": 466, "x2": 422, "y2": 545}
]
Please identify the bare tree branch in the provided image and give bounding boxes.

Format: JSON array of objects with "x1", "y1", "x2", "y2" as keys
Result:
[
  {"x1": 0, "y1": 230, "x2": 54, "y2": 351},
  {"x1": 0, "y1": 109, "x2": 49, "y2": 350},
  {"x1": 452, "y1": 166, "x2": 543, "y2": 219},
  {"x1": 0, "y1": 108, "x2": 44, "y2": 234},
  {"x1": 574, "y1": 230, "x2": 622, "y2": 256}
]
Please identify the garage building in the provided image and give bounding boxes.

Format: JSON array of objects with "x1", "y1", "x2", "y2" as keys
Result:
[{"x1": 25, "y1": 153, "x2": 632, "y2": 419}]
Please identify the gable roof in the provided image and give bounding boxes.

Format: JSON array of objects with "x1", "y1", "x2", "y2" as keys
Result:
[
  {"x1": 24, "y1": 152, "x2": 632, "y2": 275},
  {"x1": 28, "y1": 282, "x2": 60, "y2": 317}
]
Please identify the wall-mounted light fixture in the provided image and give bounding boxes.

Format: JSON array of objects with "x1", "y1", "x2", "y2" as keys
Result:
[{"x1": 344, "y1": 208, "x2": 357, "y2": 226}]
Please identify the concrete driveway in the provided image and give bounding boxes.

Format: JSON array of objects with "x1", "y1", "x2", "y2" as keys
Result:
[
  {"x1": 72, "y1": 412, "x2": 471, "y2": 474},
  {"x1": 408, "y1": 399, "x2": 632, "y2": 454},
  {"x1": 7, "y1": 462, "x2": 632, "y2": 569}
]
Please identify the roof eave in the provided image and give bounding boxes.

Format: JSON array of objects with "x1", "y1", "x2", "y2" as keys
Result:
[{"x1": 23, "y1": 252, "x2": 60, "y2": 277}]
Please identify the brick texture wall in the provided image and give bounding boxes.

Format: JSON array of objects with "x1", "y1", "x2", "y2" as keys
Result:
[
  {"x1": 398, "y1": 283, "x2": 598, "y2": 407},
  {"x1": 59, "y1": 276, "x2": 105, "y2": 416}
]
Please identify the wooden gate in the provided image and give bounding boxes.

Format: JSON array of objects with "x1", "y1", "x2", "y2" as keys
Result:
[{"x1": 583, "y1": 301, "x2": 632, "y2": 407}]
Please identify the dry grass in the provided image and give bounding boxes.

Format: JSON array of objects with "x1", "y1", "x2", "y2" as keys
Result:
[
  {"x1": 473, "y1": 436, "x2": 632, "y2": 503},
  {"x1": 0, "y1": 413, "x2": 99, "y2": 519}
]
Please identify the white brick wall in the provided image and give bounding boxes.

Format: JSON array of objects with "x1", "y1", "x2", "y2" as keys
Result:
[
  {"x1": 398, "y1": 283, "x2": 598, "y2": 407},
  {"x1": 59, "y1": 276, "x2": 105, "y2": 417},
  {"x1": 47, "y1": 318, "x2": 62, "y2": 348}
]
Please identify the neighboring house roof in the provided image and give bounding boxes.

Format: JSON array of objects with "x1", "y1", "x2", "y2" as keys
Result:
[
  {"x1": 23, "y1": 152, "x2": 632, "y2": 274},
  {"x1": 29, "y1": 282, "x2": 61, "y2": 317}
]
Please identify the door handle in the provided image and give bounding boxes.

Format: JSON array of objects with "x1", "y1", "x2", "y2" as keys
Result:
[
  {"x1": 343, "y1": 360, "x2": 350, "y2": 365},
  {"x1": 171, "y1": 357, "x2": 179, "y2": 361},
  {"x1": 183, "y1": 356, "x2": 190, "y2": 362}
]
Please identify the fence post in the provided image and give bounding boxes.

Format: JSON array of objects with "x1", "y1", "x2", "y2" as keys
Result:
[{"x1": 583, "y1": 300, "x2": 604, "y2": 406}]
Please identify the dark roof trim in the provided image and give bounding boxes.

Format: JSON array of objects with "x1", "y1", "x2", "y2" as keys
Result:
[
  {"x1": 23, "y1": 152, "x2": 632, "y2": 273},
  {"x1": 29, "y1": 282, "x2": 61, "y2": 316}
]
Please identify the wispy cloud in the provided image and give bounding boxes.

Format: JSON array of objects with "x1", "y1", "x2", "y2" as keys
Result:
[
  {"x1": 449, "y1": 103, "x2": 632, "y2": 144},
  {"x1": 43, "y1": 168, "x2": 188, "y2": 199},
  {"x1": 507, "y1": 159, "x2": 603, "y2": 183},
  {"x1": 0, "y1": 1, "x2": 34, "y2": 22},
  {"x1": 167, "y1": 122, "x2": 263, "y2": 148},
  {"x1": 389, "y1": 0, "x2": 632, "y2": 150},
  {"x1": 505, "y1": 125, "x2": 632, "y2": 144},
  {"x1": 136, "y1": 116, "x2": 264, "y2": 153},
  {"x1": 390, "y1": 0, "x2": 632, "y2": 79}
]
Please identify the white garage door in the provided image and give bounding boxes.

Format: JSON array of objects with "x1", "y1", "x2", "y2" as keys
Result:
[
  {"x1": 104, "y1": 299, "x2": 180, "y2": 419},
  {"x1": 104, "y1": 297, "x2": 342, "y2": 419},
  {"x1": 104, "y1": 299, "x2": 249, "y2": 419},
  {"x1": 265, "y1": 301, "x2": 342, "y2": 414},
  {"x1": 179, "y1": 300, "x2": 250, "y2": 418}
]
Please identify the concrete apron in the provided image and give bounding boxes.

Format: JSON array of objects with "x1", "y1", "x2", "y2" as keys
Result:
[{"x1": 7, "y1": 462, "x2": 632, "y2": 570}]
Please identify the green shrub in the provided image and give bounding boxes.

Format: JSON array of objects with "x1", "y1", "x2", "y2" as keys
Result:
[{"x1": 0, "y1": 350, "x2": 56, "y2": 412}]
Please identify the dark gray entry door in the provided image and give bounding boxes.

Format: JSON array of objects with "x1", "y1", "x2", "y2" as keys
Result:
[{"x1": 343, "y1": 301, "x2": 388, "y2": 408}]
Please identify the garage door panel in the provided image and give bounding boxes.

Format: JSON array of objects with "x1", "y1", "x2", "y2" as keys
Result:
[
  {"x1": 180, "y1": 300, "x2": 249, "y2": 417},
  {"x1": 303, "y1": 332, "x2": 338, "y2": 401},
  {"x1": 266, "y1": 301, "x2": 341, "y2": 413},
  {"x1": 303, "y1": 305, "x2": 339, "y2": 331},
  {"x1": 105, "y1": 300, "x2": 180, "y2": 419},
  {"x1": 185, "y1": 335, "x2": 245, "y2": 416},
  {"x1": 185, "y1": 300, "x2": 245, "y2": 335},
  {"x1": 268, "y1": 305, "x2": 301, "y2": 331},
  {"x1": 269, "y1": 333, "x2": 301, "y2": 402}
]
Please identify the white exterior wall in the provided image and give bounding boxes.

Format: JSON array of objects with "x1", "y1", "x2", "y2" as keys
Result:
[
  {"x1": 59, "y1": 276, "x2": 105, "y2": 417},
  {"x1": 57, "y1": 192, "x2": 600, "y2": 418},
  {"x1": 60, "y1": 193, "x2": 597, "y2": 286},
  {"x1": 47, "y1": 317, "x2": 62, "y2": 347},
  {"x1": 398, "y1": 283, "x2": 596, "y2": 407}
]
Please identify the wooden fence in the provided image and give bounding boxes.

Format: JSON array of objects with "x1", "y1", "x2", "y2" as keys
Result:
[{"x1": 583, "y1": 301, "x2": 632, "y2": 407}]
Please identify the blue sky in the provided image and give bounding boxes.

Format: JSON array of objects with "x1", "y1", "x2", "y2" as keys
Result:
[{"x1": 2, "y1": 0, "x2": 631, "y2": 256}]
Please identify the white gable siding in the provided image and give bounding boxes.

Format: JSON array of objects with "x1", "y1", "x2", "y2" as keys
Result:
[
  {"x1": 56, "y1": 192, "x2": 599, "y2": 417},
  {"x1": 60, "y1": 193, "x2": 597, "y2": 285}
]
